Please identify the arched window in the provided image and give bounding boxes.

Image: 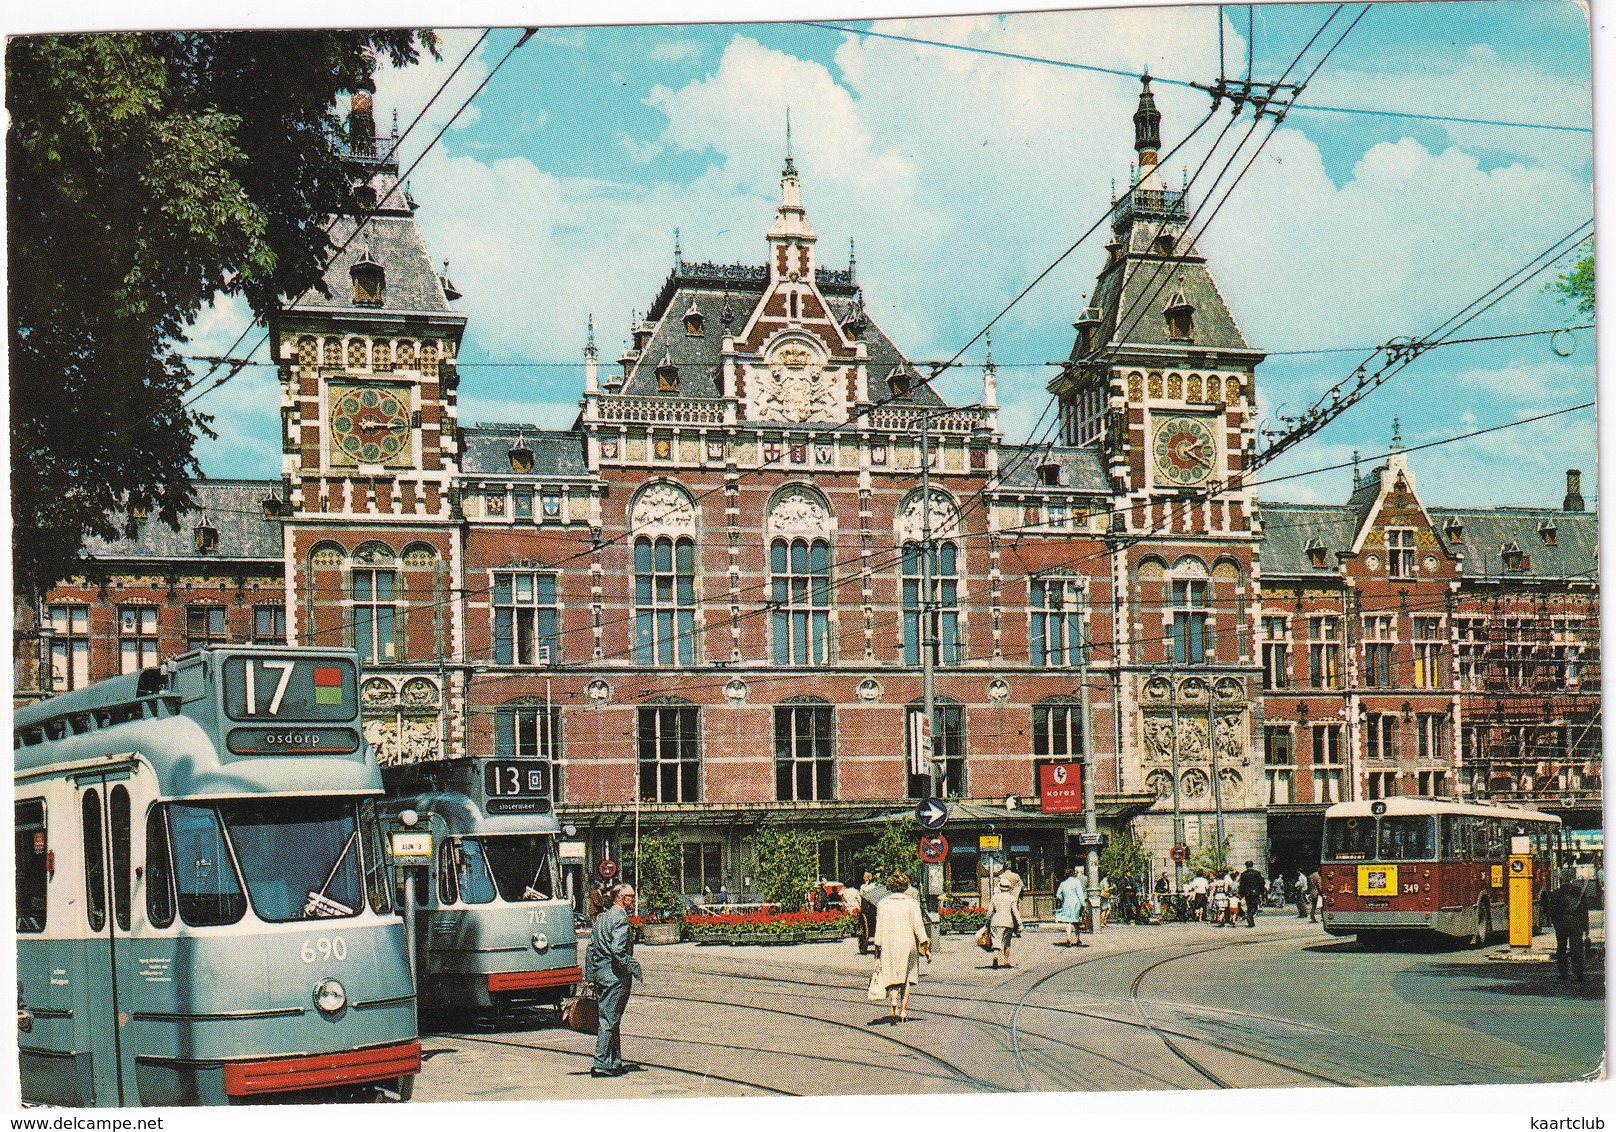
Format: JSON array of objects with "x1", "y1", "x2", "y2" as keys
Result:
[
  {"x1": 902, "y1": 542, "x2": 960, "y2": 666},
  {"x1": 771, "y1": 537, "x2": 830, "y2": 665},
  {"x1": 634, "y1": 536, "x2": 696, "y2": 666}
]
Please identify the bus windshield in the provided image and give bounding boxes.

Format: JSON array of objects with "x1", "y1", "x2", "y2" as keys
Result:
[
  {"x1": 1324, "y1": 816, "x2": 1377, "y2": 861},
  {"x1": 218, "y1": 799, "x2": 366, "y2": 921},
  {"x1": 477, "y1": 835, "x2": 556, "y2": 902},
  {"x1": 1378, "y1": 815, "x2": 1436, "y2": 860}
]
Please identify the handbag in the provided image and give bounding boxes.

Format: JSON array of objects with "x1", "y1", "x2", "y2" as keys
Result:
[
  {"x1": 975, "y1": 924, "x2": 993, "y2": 951},
  {"x1": 561, "y1": 987, "x2": 598, "y2": 1034}
]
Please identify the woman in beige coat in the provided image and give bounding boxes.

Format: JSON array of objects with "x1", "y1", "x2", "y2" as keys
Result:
[
  {"x1": 988, "y1": 875, "x2": 1023, "y2": 968},
  {"x1": 867, "y1": 871, "x2": 930, "y2": 1021}
]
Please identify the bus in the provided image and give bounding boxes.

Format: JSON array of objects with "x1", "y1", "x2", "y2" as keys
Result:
[
  {"x1": 1319, "y1": 796, "x2": 1562, "y2": 945},
  {"x1": 15, "y1": 648, "x2": 419, "y2": 1106},
  {"x1": 380, "y1": 757, "x2": 580, "y2": 1023}
]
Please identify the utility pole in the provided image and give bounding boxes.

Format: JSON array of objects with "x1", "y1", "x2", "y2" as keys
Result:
[
  {"x1": 920, "y1": 408, "x2": 941, "y2": 946},
  {"x1": 1080, "y1": 672, "x2": 1100, "y2": 936}
]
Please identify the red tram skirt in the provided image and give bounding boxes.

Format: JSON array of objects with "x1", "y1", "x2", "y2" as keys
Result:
[
  {"x1": 487, "y1": 966, "x2": 582, "y2": 993},
  {"x1": 223, "y1": 1040, "x2": 421, "y2": 1096}
]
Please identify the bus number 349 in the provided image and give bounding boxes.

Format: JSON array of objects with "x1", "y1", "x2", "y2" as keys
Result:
[{"x1": 300, "y1": 937, "x2": 348, "y2": 963}]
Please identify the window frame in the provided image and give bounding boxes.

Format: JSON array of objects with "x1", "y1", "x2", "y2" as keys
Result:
[
  {"x1": 1030, "y1": 577, "x2": 1086, "y2": 668},
  {"x1": 637, "y1": 703, "x2": 701, "y2": 803},
  {"x1": 770, "y1": 538, "x2": 832, "y2": 667},
  {"x1": 492, "y1": 571, "x2": 560, "y2": 666},
  {"x1": 634, "y1": 537, "x2": 698, "y2": 667},
  {"x1": 48, "y1": 605, "x2": 91, "y2": 692},
  {"x1": 773, "y1": 702, "x2": 836, "y2": 802},
  {"x1": 901, "y1": 541, "x2": 961, "y2": 667},
  {"x1": 351, "y1": 567, "x2": 399, "y2": 664}
]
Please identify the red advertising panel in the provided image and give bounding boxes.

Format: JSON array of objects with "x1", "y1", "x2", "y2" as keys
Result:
[{"x1": 1038, "y1": 761, "x2": 1084, "y2": 814}]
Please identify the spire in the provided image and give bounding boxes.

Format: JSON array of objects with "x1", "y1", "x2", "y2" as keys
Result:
[
  {"x1": 674, "y1": 227, "x2": 682, "y2": 268},
  {"x1": 1390, "y1": 416, "x2": 1403, "y2": 452},
  {"x1": 585, "y1": 314, "x2": 598, "y2": 360},
  {"x1": 848, "y1": 238, "x2": 857, "y2": 285},
  {"x1": 783, "y1": 107, "x2": 796, "y2": 178},
  {"x1": 982, "y1": 328, "x2": 998, "y2": 412},
  {"x1": 768, "y1": 119, "x2": 815, "y2": 278},
  {"x1": 1133, "y1": 72, "x2": 1162, "y2": 190}
]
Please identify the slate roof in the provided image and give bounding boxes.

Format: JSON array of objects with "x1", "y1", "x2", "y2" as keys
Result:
[
  {"x1": 1429, "y1": 507, "x2": 1599, "y2": 582},
  {"x1": 81, "y1": 480, "x2": 285, "y2": 563},
  {"x1": 612, "y1": 265, "x2": 943, "y2": 411},
  {"x1": 460, "y1": 427, "x2": 591, "y2": 477},
  {"x1": 996, "y1": 445, "x2": 1110, "y2": 492},
  {"x1": 296, "y1": 213, "x2": 460, "y2": 319},
  {"x1": 1256, "y1": 503, "x2": 1359, "y2": 577}
]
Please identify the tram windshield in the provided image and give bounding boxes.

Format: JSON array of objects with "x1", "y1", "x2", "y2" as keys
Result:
[
  {"x1": 218, "y1": 799, "x2": 366, "y2": 922},
  {"x1": 480, "y1": 835, "x2": 556, "y2": 902}
]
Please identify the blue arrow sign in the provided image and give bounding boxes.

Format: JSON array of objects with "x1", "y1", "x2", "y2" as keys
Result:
[{"x1": 915, "y1": 797, "x2": 948, "y2": 830}]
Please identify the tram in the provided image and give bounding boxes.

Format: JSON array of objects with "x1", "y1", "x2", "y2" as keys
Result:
[
  {"x1": 380, "y1": 757, "x2": 580, "y2": 1021},
  {"x1": 14, "y1": 648, "x2": 419, "y2": 1106},
  {"x1": 1319, "y1": 796, "x2": 1562, "y2": 944}
]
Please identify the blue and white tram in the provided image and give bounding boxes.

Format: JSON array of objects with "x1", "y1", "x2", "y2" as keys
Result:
[
  {"x1": 14, "y1": 647, "x2": 419, "y2": 1106},
  {"x1": 380, "y1": 758, "x2": 580, "y2": 1021}
]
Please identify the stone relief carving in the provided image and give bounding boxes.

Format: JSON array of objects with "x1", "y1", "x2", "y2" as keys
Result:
[
  {"x1": 630, "y1": 483, "x2": 696, "y2": 534},
  {"x1": 723, "y1": 677, "x2": 749, "y2": 705},
  {"x1": 768, "y1": 487, "x2": 833, "y2": 535},
  {"x1": 1219, "y1": 766, "x2": 1243, "y2": 793},
  {"x1": 365, "y1": 713, "x2": 440, "y2": 767},
  {"x1": 1177, "y1": 717, "x2": 1210, "y2": 760},
  {"x1": 362, "y1": 678, "x2": 396, "y2": 708},
  {"x1": 1181, "y1": 767, "x2": 1210, "y2": 799},
  {"x1": 1146, "y1": 769, "x2": 1174, "y2": 797},
  {"x1": 751, "y1": 341, "x2": 842, "y2": 423},
  {"x1": 1214, "y1": 712, "x2": 1245, "y2": 762},
  {"x1": 856, "y1": 677, "x2": 883, "y2": 703},
  {"x1": 987, "y1": 677, "x2": 1010, "y2": 702},
  {"x1": 896, "y1": 491, "x2": 962, "y2": 544},
  {"x1": 402, "y1": 677, "x2": 439, "y2": 708},
  {"x1": 586, "y1": 678, "x2": 613, "y2": 707},
  {"x1": 1143, "y1": 715, "x2": 1176, "y2": 763}
]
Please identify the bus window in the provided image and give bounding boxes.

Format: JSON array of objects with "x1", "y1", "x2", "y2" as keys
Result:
[
  {"x1": 82, "y1": 791, "x2": 107, "y2": 932},
  {"x1": 168, "y1": 804, "x2": 247, "y2": 927},
  {"x1": 15, "y1": 800, "x2": 47, "y2": 933},
  {"x1": 110, "y1": 786, "x2": 132, "y2": 931},
  {"x1": 1324, "y1": 817, "x2": 1376, "y2": 860},
  {"x1": 1440, "y1": 815, "x2": 1467, "y2": 859},
  {"x1": 1378, "y1": 815, "x2": 1435, "y2": 860},
  {"x1": 146, "y1": 807, "x2": 175, "y2": 928}
]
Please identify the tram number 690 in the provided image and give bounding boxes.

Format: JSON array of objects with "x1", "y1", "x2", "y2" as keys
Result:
[{"x1": 301, "y1": 936, "x2": 348, "y2": 963}]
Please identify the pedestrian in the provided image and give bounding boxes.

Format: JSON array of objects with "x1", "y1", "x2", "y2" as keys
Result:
[
  {"x1": 713, "y1": 883, "x2": 729, "y2": 907},
  {"x1": 1540, "y1": 867, "x2": 1591, "y2": 982},
  {"x1": 1306, "y1": 867, "x2": 1323, "y2": 923},
  {"x1": 867, "y1": 871, "x2": 930, "y2": 1021},
  {"x1": 1238, "y1": 860, "x2": 1266, "y2": 928},
  {"x1": 1120, "y1": 873, "x2": 1141, "y2": 925},
  {"x1": 1293, "y1": 869, "x2": 1309, "y2": 918},
  {"x1": 999, "y1": 863, "x2": 1025, "y2": 901},
  {"x1": 808, "y1": 880, "x2": 828, "y2": 912},
  {"x1": 1097, "y1": 874, "x2": 1113, "y2": 926},
  {"x1": 859, "y1": 871, "x2": 889, "y2": 955},
  {"x1": 587, "y1": 880, "x2": 612, "y2": 920},
  {"x1": 988, "y1": 874, "x2": 1024, "y2": 968},
  {"x1": 700, "y1": 885, "x2": 713, "y2": 908},
  {"x1": 1188, "y1": 870, "x2": 1209, "y2": 921},
  {"x1": 1209, "y1": 871, "x2": 1231, "y2": 926},
  {"x1": 1054, "y1": 865, "x2": 1088, "y2": 947},
  {"x1": 585, "y1": 883, "x2": 644, "y2": 1078},
  {"x1": 843, "y1": 878, "x2": 863, "y2": 924}
]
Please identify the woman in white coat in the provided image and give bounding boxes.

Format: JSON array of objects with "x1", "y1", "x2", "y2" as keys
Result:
[
  {"x1": 988, "y1": 875, "x2": 1023, "y2": 968},
  {"x1": 867, "y1": 871, "x2": 930, "y2": 1021}
]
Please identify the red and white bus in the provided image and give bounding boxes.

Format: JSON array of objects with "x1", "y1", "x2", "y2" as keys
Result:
[{"x1": 1319, "y1": 797, "x2": 1562, "y2": 944}]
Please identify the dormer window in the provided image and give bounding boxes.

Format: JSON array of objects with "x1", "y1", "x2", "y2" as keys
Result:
[
  {"x1": 194, "y1": 520, "x2": 219, "y2": 554},
  {"x1": 1442, "y1": 516, "x2": 1463, "y2": 545},
  {"x1": 1305, "y1": 538, "x2": 1328, "y2": 569},
  {"x1": 1165, "y1": 294, "x2": 1194, "y2": 341},
  {"x1": 261, "y1": 496, "x2": 282, "y2": 520},
  {"x1": 888, "y1": 365, "x2": 912, "y2": 398},
  {"x1": 1038, "y1": 462, "x2": 1063, "y2": 487},
  {"x1": 1538, "y1": 519, "x2": 1557, "y2": 546},
  {"x1": 1076, "y1": 307, "x2": 1102, "y2": 355},
  {"x1": 352, "y1": 182, "x2": 377, "y2": 212},
  {"x1": 684, "y1": 303, "x2": 704, "y2": 337},
  {"x1": 509, "y1": 438, "x2": 535, "y2": 473},
  {"x1": 655, "y1": 353, "x2": 680, "y2": 393},
  {"x1": 351, "y1": 255, "x2": 384, "y2": 307},
  {"x1": 1152, "y1": 234, "x2": 1177, "y2": 256},
  {"x1": 1501, "y1": 542, "x2": 1526, "y2": 572}
]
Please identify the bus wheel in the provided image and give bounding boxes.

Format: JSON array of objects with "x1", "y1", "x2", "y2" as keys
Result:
[{"x1": 1473, "y1": 901, "x2": 1491, "y2": 948}]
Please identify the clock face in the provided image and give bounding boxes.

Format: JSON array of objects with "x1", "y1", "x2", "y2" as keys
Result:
[
  {"x1": 1153, "y1": 415, "x2": 1216, "y2": 487},
  {"x1": 330, "y1": 386, "x2": 410, "y2": 465}
]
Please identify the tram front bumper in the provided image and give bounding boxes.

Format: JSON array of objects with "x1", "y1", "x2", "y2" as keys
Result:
[
  {"x1": 222, "y1": 1040, "x2": 421, "y2": 1097},
  {"x1": 487, "y1": 966, "x2": 582, "y2": 994}
]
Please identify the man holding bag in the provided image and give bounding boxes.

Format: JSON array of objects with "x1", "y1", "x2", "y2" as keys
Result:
[{"x1": 585, "y1": 884, "x2": 644, "y2": 1078}]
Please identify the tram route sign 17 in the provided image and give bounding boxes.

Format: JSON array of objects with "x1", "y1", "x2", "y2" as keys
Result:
[
  {"x1": 918, "y1": 834, "x2": 950, "y2": 863},
  {"x1": 597, "y1": 859, "x2": 619, "y2": 880},
  {"x1": 915, "y1": 797, "x2": 949, "y2": 830}
]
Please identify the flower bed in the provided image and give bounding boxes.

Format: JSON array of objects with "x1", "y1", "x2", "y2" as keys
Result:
[
  {"x1": 682, "y1": 909, "x2": 853, "y2": 945},
  {"x1": 939, "y1": 905, "x2": 987, "y2": 933}
]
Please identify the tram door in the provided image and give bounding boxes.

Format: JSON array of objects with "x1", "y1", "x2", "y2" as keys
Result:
[{"x1": 75, "y1": 771, "x2": 140, "y2": 1107}]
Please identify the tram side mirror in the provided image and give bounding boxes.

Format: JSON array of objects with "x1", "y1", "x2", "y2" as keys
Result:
[{"x1": 400, "y1": 809, "x2": 419, "y2": 829}]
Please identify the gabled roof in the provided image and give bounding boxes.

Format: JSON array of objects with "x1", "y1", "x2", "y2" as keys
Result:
[
  {"x1": 460, "y1": 427, "x2": 591, "y2": 477},
  {"x1": 81, "y1": 480, "x2": 285, "y2": 563},
  {"x1": 1429, "y1": 507, "x2": 1599, "y2": 582},
  {"x1": 996, "y1": 445, "x2": 1110, "y2": 493},
  {"x1": 295, "y1": 213, "x2": 461, "y2": 320},
  {"x1": 1256, "y1": 503, "x2": 1356, "y2": 577}
]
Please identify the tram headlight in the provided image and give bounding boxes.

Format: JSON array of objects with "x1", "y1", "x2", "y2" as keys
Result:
[
  {"x1": 531, "y1": 932, "x2": 550, "y2": 953},
  {"x1": 313, "y1": 978, "x2": 347, "y2": 1016}
]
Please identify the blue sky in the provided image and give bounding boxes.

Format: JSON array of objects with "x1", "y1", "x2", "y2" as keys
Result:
[{"x1": 178, "y1": 1, "x2": 1597, "y2": 510}]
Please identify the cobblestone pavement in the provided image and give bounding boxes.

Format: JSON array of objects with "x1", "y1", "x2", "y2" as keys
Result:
[{"x1": 414, "y1": 913, "x2": 1604, "y2": 1102}]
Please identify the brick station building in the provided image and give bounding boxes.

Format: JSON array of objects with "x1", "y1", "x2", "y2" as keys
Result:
[{"x1": 15, "y1": 83, "x2": 1600, "y2": 895}]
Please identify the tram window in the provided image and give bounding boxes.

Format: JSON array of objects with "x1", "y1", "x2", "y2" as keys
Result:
[
  {"x1": 169, "y1": 804, "x2": 247, "y2": 926},
  {"x1": 359, "y1": 800, "x2": 392, "y2": 914},
  {"x1": 219, "y1": 799, "x2": 363, "y2": 922},
  {"x1": 438, "y1": 841, "x2": 459, "y2": 905},
  {"x1": 1378, "y1": 815, "x2": 1436, "y2": 860},
  {"x1": 1324, "y1": 817, "x2": 1376, "y2": 860},
  {"x1": 82, "y1": 790, "x2": 107, "y2": 932},
  {"x1": 110, "y1": 786, "x2": 132, "y2": 931},
  {"x1": 15, "y1": 800, "x2": 48, "y2": 933},
  {"x1": 481, "y1": 836, "x2": 556, "y2": 901},
  {"x1": 454, "y1": 839, "x2": 498, "y2": 905},
  {"x1": 145, "y1": 807, "x2": 175, "y2": 928}
]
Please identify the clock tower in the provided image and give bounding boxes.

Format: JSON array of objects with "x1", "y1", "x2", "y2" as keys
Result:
[
  {"x1": 1055, "y1": 75, "x2": 1268, "y2": 863},
  {"x1": 269, "y1": 89, "x2": 468, "y2": 765}
]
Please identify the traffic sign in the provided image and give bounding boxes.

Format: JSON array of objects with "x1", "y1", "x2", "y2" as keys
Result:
[
  {"x1": 1075, "y1": 831, "x2": 1106, "y2": 849},
  {"x1": 915, "y1": 797, "x2": 949, "y2": 830},
  {"x1": 597, "y1": 858, "x2": 619, "y2": 880},
  {"x1": 918, "y1": 834, "x2": 950, "y2": 863},
  {"x1": 1170, "y1": 845, "x2": 1188, "y2": 863},
  {"x1": 979, "y1": 834, "x2": 1002, "y2": 851}
]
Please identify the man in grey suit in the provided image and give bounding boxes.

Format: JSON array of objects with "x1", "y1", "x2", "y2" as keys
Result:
[{"x1": 586, "y1": 884, "x2": 644, "y2": 1077}]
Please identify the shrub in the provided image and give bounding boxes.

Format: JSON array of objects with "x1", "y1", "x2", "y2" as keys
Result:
[
  {"x1": 635, "y1": 831, "x2": 684, "y2": 921},
  {"x1": 753, "y1": 827, "x2": 821, "y2": 909},
  {"x1": 1098, "y1": 827, "x2": 1150, "y2": 882},
  {"x1": 854, "y1": 818, "x2": 921, "y2": 880}
]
